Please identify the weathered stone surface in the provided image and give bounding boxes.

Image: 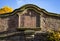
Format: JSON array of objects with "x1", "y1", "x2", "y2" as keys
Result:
[
  {"x1": 7, "y1": 14, "x2": 18, "y2": 32},
  {"x1": 0, "y1": 4, "x2": 60, "y2": 41},
  {"x1": 18, "y1": 9, "x2": 40, "y2": 28},
  {"x1": 41, "y1": 14, "x2": 60, "y2": 31},
  {"x1": 0, "y1": 18, "x2": 9, "y2": 32},
  {"x1": 0, "y1": 14, "x2": 18, "y2": 32},
  {"x1": 34, "y1": 33, "x2": 48, "y2": 41}
]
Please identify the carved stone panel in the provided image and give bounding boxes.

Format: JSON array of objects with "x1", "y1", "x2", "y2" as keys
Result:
[{"x1": 19, "y1": 9, "x2": 40, "y2": 28}]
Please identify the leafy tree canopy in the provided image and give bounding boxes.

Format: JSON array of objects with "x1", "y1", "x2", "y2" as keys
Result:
[{"x1": 0, "y1": 6, "x2": 13, "y2": 14}]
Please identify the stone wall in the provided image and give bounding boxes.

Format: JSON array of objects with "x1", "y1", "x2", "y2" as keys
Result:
[
  {"x1": 7, "y1": 14, "x2": 18, "y2": 32},
  {"x1": 0, "y1": 17, "x2": 9, "y2": 32},
  {"x1": 0, "y1": 33, "x2": 48, "y2": 41},
  {"x1": 18, "y1": 9, "x2": 40, "y2": 28},
  {"x1": 41, "y1": 14, "x2": 60, "y2": 31},
  {"x1": 0, "y1": 14, "x2": 18, "y2": 32}
]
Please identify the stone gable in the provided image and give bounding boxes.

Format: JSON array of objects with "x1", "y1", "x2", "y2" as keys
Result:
[{"x1": 0, "y1": 4, "x2": 60, "y2": 41}]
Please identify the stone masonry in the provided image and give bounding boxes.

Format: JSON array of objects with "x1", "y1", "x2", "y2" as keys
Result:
[{"x1": 0, "y1": 4, "x2": 60, "y2": 41}]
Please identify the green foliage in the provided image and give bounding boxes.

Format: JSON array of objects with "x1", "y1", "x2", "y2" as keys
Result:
[{"x1": 47, "y1": 30, "x2": 60, "y2": 41}]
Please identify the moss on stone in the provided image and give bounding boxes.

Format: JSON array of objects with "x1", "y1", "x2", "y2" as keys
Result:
[{"x1": 0, "y1": 32, "x2": 20, "y2": 38}]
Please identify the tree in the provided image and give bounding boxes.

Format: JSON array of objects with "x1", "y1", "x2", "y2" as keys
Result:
[{"x1": 0, "y1": 6, "x2": 13, "y2": 14}]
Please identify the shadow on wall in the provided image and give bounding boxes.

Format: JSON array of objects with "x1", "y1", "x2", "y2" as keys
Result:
[
  {"x1": 36, "y1": 14, "x2": 40, "y2": 27},
  {"x1": 0, "y1": 33, "x2": 49, "y2": 41},
  {"x1": 7, "y1": 14, "x2": 19, "y2": 32}
]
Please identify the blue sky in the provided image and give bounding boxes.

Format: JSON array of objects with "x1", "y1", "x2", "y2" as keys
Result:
[{"x1": 0, "y1": 0, "x2": 60, "y2": 14}]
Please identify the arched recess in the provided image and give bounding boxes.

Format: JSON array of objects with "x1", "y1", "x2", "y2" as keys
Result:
[{"x1": 18, "y1": 9, "x2": 40, "y2": 28}]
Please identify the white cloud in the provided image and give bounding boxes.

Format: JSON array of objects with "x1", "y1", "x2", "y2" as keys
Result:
[
  {"x1": 16, "y1": 0, "x2": 24, "y2": 5},
  {"x1": 16, "y1": 0, "x2": 41, "y2": 8},
  {"x1": 16, "y1": 0, "x2": 34, "y2": 6}
]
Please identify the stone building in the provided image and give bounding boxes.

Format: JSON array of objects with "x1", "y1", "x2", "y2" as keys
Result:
[{"x1": 0, "y1": 4, "x2": 60, "y2": 41}]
